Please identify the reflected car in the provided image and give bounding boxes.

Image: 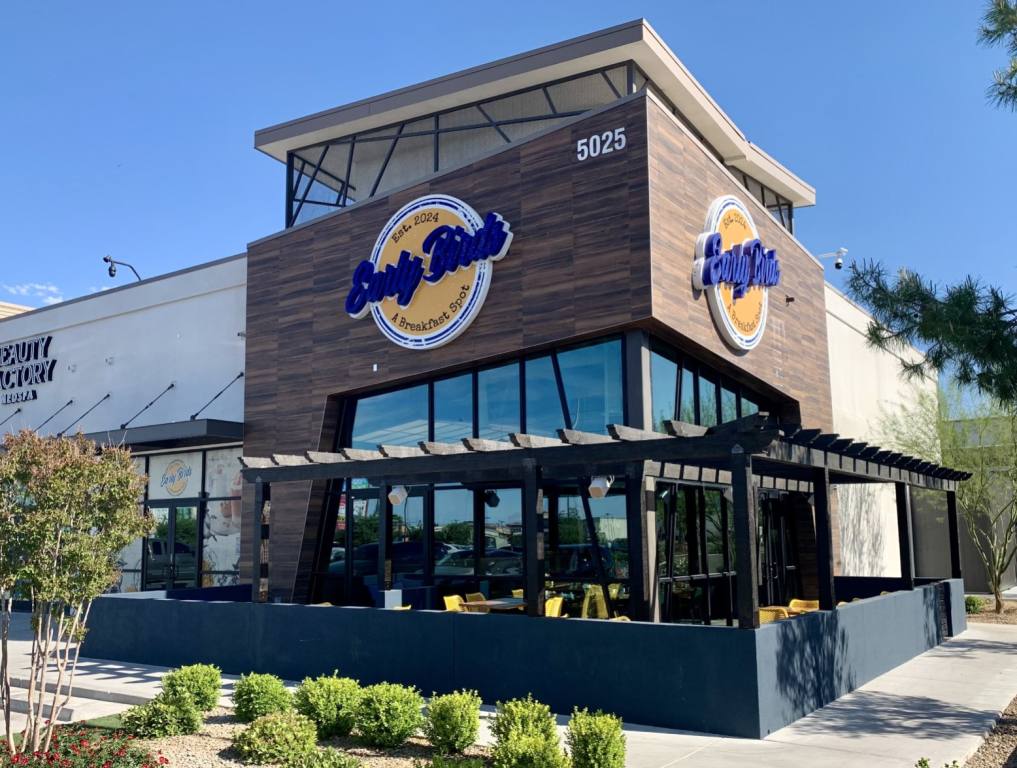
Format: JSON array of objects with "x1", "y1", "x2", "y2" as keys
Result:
[
  {"x1": 549, "y1": 544, "x2": 615, "y2": 579},
  {"x1": 328, "y1": 541, "x2": 453, "y2": 576},
  {"x1": 434, "y1": 548, "x2": 522, "y2": 577}
]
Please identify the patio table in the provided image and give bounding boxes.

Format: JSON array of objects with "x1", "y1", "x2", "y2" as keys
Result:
[{"x1": 462, "y1": 597, "x2": 526, "y2": 612}]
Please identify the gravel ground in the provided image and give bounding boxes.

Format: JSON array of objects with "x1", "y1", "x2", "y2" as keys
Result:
[
  {"x1": 968, "y1": 600, "x2": 1017, "y2": 626},
  {"x1": 140, "y1": 708, "x2": 492, "y2": 767},
  {"x1": 965, "y1": 694, "x2": 1017, "y2": 768}
]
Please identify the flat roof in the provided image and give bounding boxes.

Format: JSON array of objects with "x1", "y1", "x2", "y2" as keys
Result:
[{"x1": 254, "y1": 19, "x2": 815, "y2": 207}]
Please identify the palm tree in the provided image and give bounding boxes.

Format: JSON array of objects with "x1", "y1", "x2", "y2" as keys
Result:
[{"x1": 980, "y1": 0, "x2": 1017, "y2": 109}]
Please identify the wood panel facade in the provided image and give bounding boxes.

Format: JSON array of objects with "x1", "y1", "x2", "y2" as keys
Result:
[{"x1": 243, "y1": 92, "x2": 838, "y2": 599}]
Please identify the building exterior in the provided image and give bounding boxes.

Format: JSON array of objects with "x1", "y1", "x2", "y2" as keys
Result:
[{"x1": 0, "y1": 20, "x2": 977, "y2": 611}]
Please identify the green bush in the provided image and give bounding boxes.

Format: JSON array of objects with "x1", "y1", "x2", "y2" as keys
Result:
[
  {"x1": 294, "y1": 673, "x2": 363, "y2": 738},
  {"x1": 233, "y1": 711, "x2": 317, "y2": 765},
  {"x1": 965, "y1": 595, "x2": 985, "y2": 614},
  {"x1": 492, "y1": 733, "x2": 570, "y2": 768},
  {"x1": 415, "y1": 758, "x2": 486, "y2": 768},
  {"x1": 122, "y1": 691, "x2": 203, "y2": 737},
  {"x1": 566, "y1": 708, "x2": 625, "y2": 768},
  {"x1": 234, "y1": 672, "x2": 293, "y2": 723},
  {"x1": 287, "y1": 747, "x2": 363, "y2": 768},
  {"x1": 491, "y1": 695, "x2": 557, "y2": 744},
  {"x1": 355, "y1": 682, "x2": 424, "y2": 747},
  {"x1": 424, "y1": 690, "x2": 481, "y2": 754},
  {"x1": 162, "y1": 663, "x2": 222, "y2": 711}
]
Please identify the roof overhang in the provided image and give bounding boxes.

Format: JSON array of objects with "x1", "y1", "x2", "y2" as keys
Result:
[
  {"x1": 84, "y1": 419, "x2": 243, "y2": 452},
  {"x1": 254, "y1": 19, "x2": 815, "y2": 207}
]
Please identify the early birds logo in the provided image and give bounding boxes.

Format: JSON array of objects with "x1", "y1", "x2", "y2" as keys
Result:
[
  {"x1": 344, "y1": 194, "x2": 513, "y2": 350},
  {"x1": 160, "y1": 459, "x2": 192, "y2": 496},
  {"x1": 692, "y1": 195, "x2": 781, "y2": 351}
]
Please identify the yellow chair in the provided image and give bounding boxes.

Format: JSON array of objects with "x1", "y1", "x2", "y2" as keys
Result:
[
  {"x1": 393, "y1": 605, "x2": 411, "y2": 611},
  {"x1": 581, "y1": 584, "x2": 609, "y2": 619},
  {"x1": 444, "y1": 595, "x2": 465, "y2": 612},
  {"x1": 544, "y1": 596, "x2": 567, "y2": 618},
  {"x1": 466, "y1": 591, "x2": 486, "y2": 604},
  {"x1": 759, "y1": 607, "x2": 789, "y2": 624},
  {"x1": 512, "y1": 589, "x2": 524, "y2": 598},
  {"x1": 610, "y1": 616, "x2": 631, "y2": 622},
  {"x1": 788, "y1": 599, "x2": 820, "y2": 613}
]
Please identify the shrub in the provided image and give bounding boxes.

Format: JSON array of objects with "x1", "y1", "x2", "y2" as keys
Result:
[
  {"x1": 491, "y1": 695, "x2": 557, "y2": 745},
  {"x1": 492, "y1": 733, "x2": 570, "y2": 768},
  {"x1": 294, "y1": 673, "x2": 362, "y2": 738},
  {"x1": 566, "y1": 708, "x2": 625, "y2": 768},
  {"x1": 415, "y1": 758, "x2": 486, "y2": 768},
  {"x1": 234, "y1": 672, "x2": 293, "y2": 723},
  {"x1": 233, "y1": 711, "x2": 317, "y2": 765},
  {"x1": 288, "y1": 747, "x2": 363, "y2": 768},
  {"x1": 355, "y1": 683, "x2": 424, "y2": 747},
  {"x1": 965, "y1": 595, "x2": 985, "y2": 614},
  {"x1": 162, "y1": 663, "x2": 222, "y2": 711},
  {"x1": 122, "y1": 691, "x2": 203, "y2": 737},
  {"x1": 424, "y1": 690, "x2": 481, "y2": 754}
]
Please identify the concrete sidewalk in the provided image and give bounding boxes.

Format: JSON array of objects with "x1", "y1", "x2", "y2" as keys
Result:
[{"x1": 621, "y1": 622, "x2": 1017, "y2": 767}]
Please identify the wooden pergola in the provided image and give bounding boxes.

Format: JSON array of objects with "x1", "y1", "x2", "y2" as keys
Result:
[{"x1": 240, "y1": 414, "x2": 970, "y2": 628}]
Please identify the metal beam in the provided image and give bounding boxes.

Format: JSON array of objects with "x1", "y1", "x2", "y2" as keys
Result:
[
  {"x1": 731, "y1": 450, "x2": 758, "y2": 629},
  {"x1": 522, "y1": 459, "x2": 544, "y2": 617},
  {"x1": 946, "y1": 490, "x2": 963, "y2": 580},
  {"x1": 813, "y1": 467, "x2": 836, "y2": 610},
  {"x1": 896, "y1": 482, "x2": 916, "y2": 589}
]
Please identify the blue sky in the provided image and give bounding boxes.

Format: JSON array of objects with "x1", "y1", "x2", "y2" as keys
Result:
[{"x1": 1, "y1": 1, "x2": 1013, "y2": 307}]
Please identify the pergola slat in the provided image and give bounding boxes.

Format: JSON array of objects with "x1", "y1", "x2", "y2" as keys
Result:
[
  {"x1": 419, "y1": 441, "x2": 469, "y2": 455},
  {"x1": 306, "y1": 451, "x2": 345, "y2": 463},
  {"x1": 559, "y1": 428, "x2": 615, "y2": 445},
  {"x1": 379, "y1": 444, "x2": 426, "y2": 458},
  {"x1": 272, "y1": 453, "x2": 310, "y2": 466},
  {"x1": 510, "y1": 433, "x2": 566, "y2": 449},
  {"x1": 342, "y1": 447, "x2": 384, "y2": 461},
  {"x1": 663, "y1": 420, "x2": 708, "y2": 438},
  {"x1": 239, "y1": 456, "x2": 274, "y2": 469},
  {"x1": 608, "y1": 423, "x2": 667, "y2": 442},
  {"x1": 463, "y1": 437, "x2": 518, "y2": 452}
]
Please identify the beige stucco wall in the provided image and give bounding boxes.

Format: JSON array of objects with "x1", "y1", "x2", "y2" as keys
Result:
[{"x1": 825, "y1": 284, "x2": 936, "y2": 577}]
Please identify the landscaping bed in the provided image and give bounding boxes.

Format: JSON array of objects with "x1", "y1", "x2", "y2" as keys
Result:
[
  {"x1": 964, "y1": 692, "x2": 1017, "y2": 768},
  {"x1": 967, "y1": 598, "x2": 1017, "y2": 626}
]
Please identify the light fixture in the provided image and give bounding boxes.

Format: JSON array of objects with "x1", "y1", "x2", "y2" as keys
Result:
[
  {"x1": 815, "y1": 247, "x2": 848, "y2": 271},
  {"x1": 387, "y1": 485, "x2": 408, "y2": 506},
  {"x1": 484, "y1": 489, "x2": 500, "y2": 508},
  {"x1": 588, "y1": 476, "x2": 614, "y2": 499}
]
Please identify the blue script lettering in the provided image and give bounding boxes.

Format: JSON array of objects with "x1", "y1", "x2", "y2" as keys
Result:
[{"x1": 695, "y1": 232, "x2": 781, "y2": 299}]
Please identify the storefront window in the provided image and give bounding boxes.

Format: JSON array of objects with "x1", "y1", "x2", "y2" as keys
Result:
[
  {"x1": 721, "y1": 386, "x2": 738, "y2": 424},
  {"x1": 392, "y1": 487, "x2": 426, "y2": 582},
  {"x1": 433, "y1": 374, "x2": 472, "y2": 442},
  {"x1": 699, "y1": 374, "x2": 718, "y2": 427},
  {"x1": 482, "y1": 489, "x2": 522, "y2": 584},
  {"x1": 434, "y1": 488, "x2": 474, "y2": 582},
  {"x1": 203, "y1": 447, "x2": 243, "y2": 585},
  {"x1": 650, "y1": 350, "x2": 678, "y2": 433},
  {"x1": 148, "y1": 451, "x2": 203, "y2": 500},
  {"x1": 477, "y1": 363, "x2": 520, "y2": 441},
  {"x1": 557, "y1": 340, "x2": 623, "y2": 434},
  {"x1": 679, "y1": 367, "x2": 696, "y2": 423},
  {"x1": 351, "y1": 385, "x2": 428, "y2": 449},
  {"x1": 524, "y1": 356, "x2": 562, "y2": 437}
]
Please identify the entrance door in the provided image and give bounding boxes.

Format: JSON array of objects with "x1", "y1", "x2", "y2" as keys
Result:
[
  {"x1": 144, "y1": 504, "x2": 200, "y2": 590},
  {"x1": 757, "y1": 494, "x2": 801, "y2": 607}
]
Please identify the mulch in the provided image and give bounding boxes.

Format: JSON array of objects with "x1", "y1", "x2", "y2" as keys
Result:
[{"x1": 966, "y1": 693, "x2": 1017, "y2": 768}]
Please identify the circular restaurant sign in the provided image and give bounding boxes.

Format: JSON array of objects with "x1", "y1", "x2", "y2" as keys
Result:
[
  {"x1": 692, "y1": 195, "x2": 781, "y2": 351},
  {"x1": 344, "y1": 195, "x2": 513, "y2": 350}
]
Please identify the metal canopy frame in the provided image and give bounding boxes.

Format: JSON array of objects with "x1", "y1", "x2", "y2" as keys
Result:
[{"x1": 240, "y1": 414, "x2": 969, "y2": 627}]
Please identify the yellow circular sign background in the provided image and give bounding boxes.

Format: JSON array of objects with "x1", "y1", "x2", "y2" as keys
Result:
[{"x1": 716, "y1": 208, "x2": 765, "y2": 340}]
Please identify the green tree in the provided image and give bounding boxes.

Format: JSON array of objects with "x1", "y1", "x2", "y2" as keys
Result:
[
  {"x1": 436, "y1": 521, "x2": 473, "y2": 546},
  {"x1": 877, "y1": 386, "x2": 1017, "y2": 613},
  {"x1": 847, "y1": 262, "x2": 1017, "y2": 404},
  {"x1": 0, "y1": 431, "x2": 151, "y2": 756},
  {"x1": 980, "y1": 0, "x2": 1017, "y2": 110}
]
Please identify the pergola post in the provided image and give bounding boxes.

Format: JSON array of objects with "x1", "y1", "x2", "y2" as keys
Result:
[
  {"x1": 812, "y1": 467, "x2": 837, "y2": 610},
  {"x1": 895, "y1": 482, "x2": 916, "y2": 589},
  {"x1": 624, "y1": 461, "x2": 651, "y2": 621},
  {"x1": 522, "y1": 459, "x2": 545, "y2": 617},
  {"x1": 731, "y1": 450, "x2": 759, "y2": 629},
  {"x1": 378, "y1": 484, "x2": 393, "y2": 593},
  {"x1": 946, "y1": 490, "x2": 963, "y2": 580},
  {"x1": 251, "y1": 480, "x2": 271, "y2": 603}
]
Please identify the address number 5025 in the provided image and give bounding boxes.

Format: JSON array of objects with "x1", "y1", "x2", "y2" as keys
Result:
[{"x1": 576, "y1": 127, "x2": 626, "y2": 161}]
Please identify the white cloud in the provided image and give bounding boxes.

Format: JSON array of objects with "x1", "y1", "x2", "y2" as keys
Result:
[{"x1": 3, "y1": 282, "x2": 64, "y2": 306}]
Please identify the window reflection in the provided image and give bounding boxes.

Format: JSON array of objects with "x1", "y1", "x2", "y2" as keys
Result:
[
  {"x1": 477, "y1": 364, "x2": 519, "y2": 441},
  {"x1": 524, "y1": 356, "x2": 562, "y2": 437},
  {"x1": 557, "y1": 340, "x2": 623, "y2": 434},
  {"x1": 434, "y1": 374, "x2": 472, "y2": 443},
  {"x1": 351, "y1": 386, "x2": 428, "y2": 449},
  {"x1": 650, "y1": 351, "x2": 678, "y2": 433},
  {"x1": 434, "y1": 488, "x2": 474, "y2": 581},
  {"x1": 392, "y1": 488, "x2": 425, "y2": 582}
]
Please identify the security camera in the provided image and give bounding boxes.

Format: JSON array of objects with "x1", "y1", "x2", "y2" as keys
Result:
[
  {"x1": 834, "y1": 257, "x2": 844, "y2": 270},
  {"x1": 103, "y1": 255, "x2": 116, "y2": 278}
]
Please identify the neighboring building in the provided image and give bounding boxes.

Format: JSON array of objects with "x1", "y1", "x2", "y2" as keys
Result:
[{"x1": 0, "y1": 301, "x2": 30, "y2": 320}]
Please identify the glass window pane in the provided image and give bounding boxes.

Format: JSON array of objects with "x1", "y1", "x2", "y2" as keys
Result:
[
  {"x1": 546, "y1": 72, "x2": 617, "y2": 112},
  {"x1": 148, "y1": 452, "x2": 203, "y2": 500},
  {"x1": 345, "y1": 130, "x2": 394, "y2": 205},
  {"x1": 524, "y1": 356, "x2": 564, "y2": 437},
  {"x1": 679, "y1": 367, "x2": 696, "y2": 423},
  {"x1": 721, "y1": 386, "x2": 738, "y2": 424},
  {"x1": 482, "y1": 88, "x2": 552, "y2": 122},
  {"x1": 477, "y1": 364, "x2": 520, "y2": 441},
  {"x1": 550, "y1": 490, "x2": 627, "y2": 580},
  {"x1": 499, "y1": 117, "x2": 569, "y2": 142},
  {"x1": 482, "y1": 489, "x2": 522, "y2": 578},
  {"x1": 392, "y1": 488, "x2": 426, "y2": 580},
  {"x1": 699, "y1": 374, "x2": 718, "y2": 428},
  {"x1": 605, "y1": 66, "x2": 627, "y2": 97},
  {"x1": 704, "y1": 490, "x2": 725, "y2": 573},
  {"x1": 205, "y1": 447, "x2": 242, "y2": 499},
  {"x1": 742, "y1": 396, "x2": 759, "y2": 416},
  {"x1": 439, "y1": 106, "x2": 488, "y2": 129},
  {"x1": 434, "y1": 488, "x2": 474, "y2": 580},
  {"x1": 350, "y1": 479, "x2": 380, "y2": 579},
  {"x1": 373, "y1": 133, "x2": 434, "y2": 195},
  {"x1": 438, "y1": 127, "x2": 505, "y2": 170},
  {"x1": 650, "y1": 350, "x2": 678, "y2": 432},
  {"x1": 557, "y1": 340, "x2": 623, "y2": 434},
  {"x1": 351, "y1": 385, "x2": 428, "y2": 449},
  {"x1": 434, "y1": 374, "x2": 473, "y2": 443}
]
